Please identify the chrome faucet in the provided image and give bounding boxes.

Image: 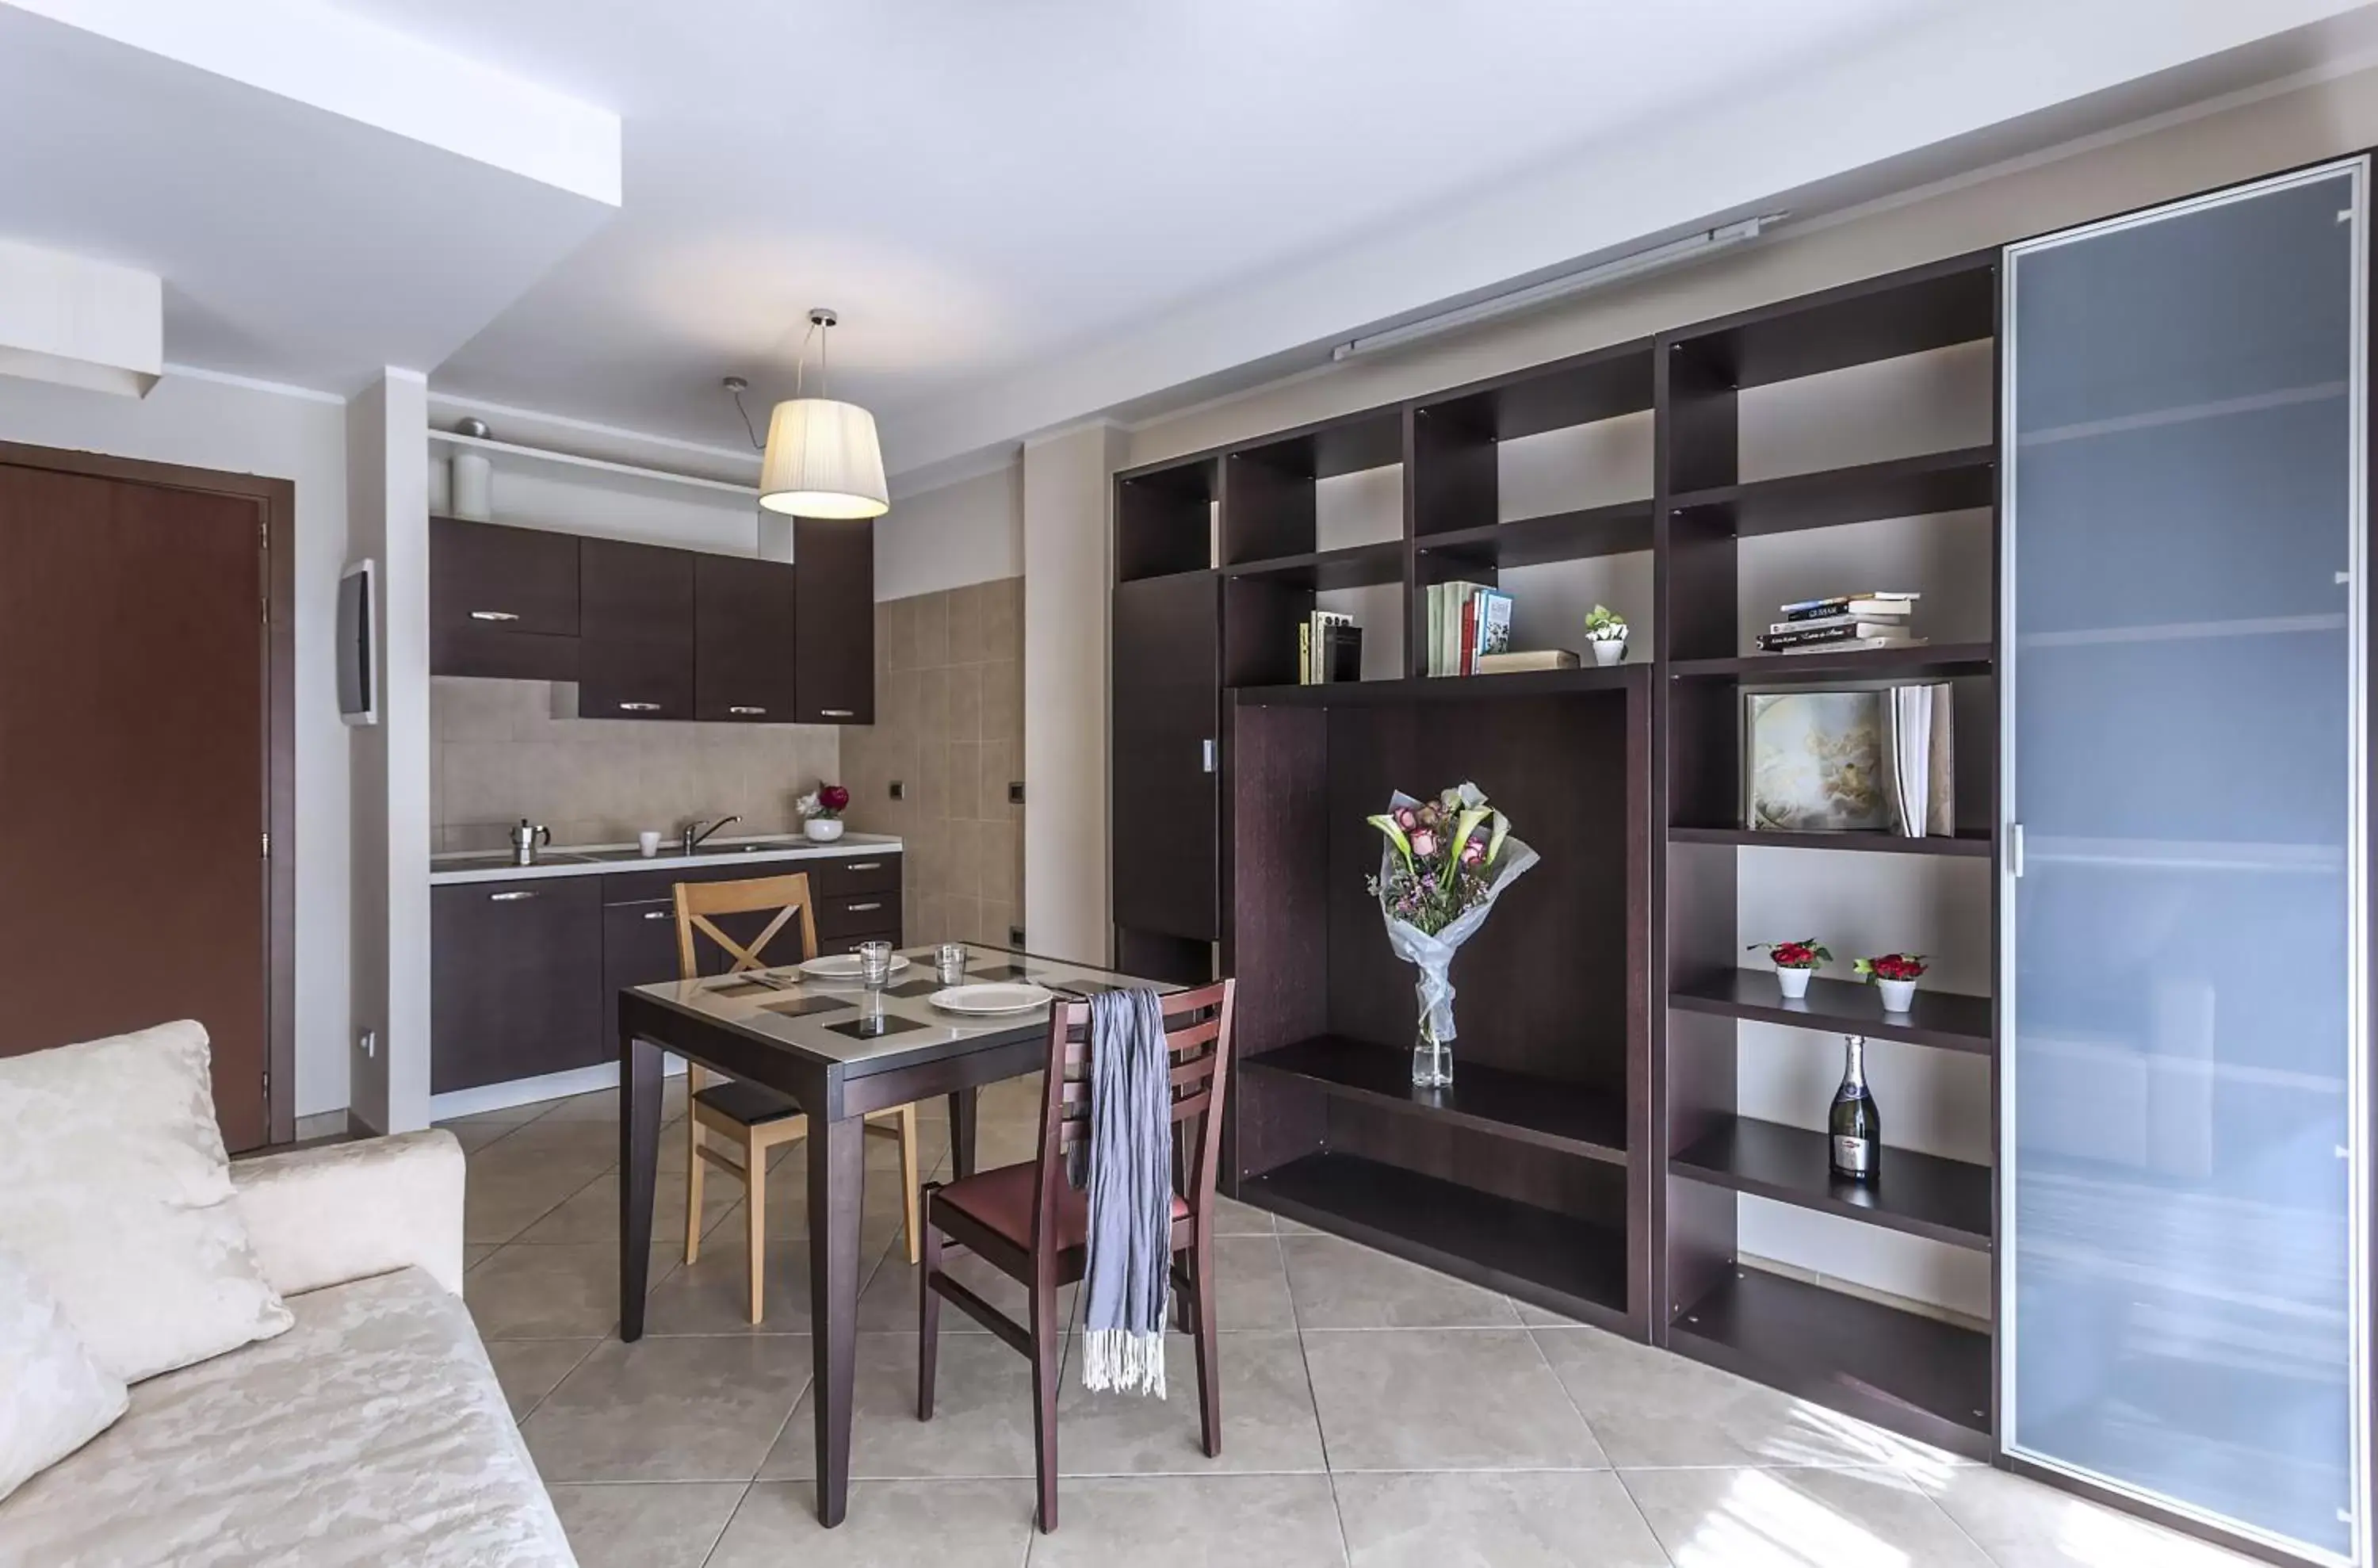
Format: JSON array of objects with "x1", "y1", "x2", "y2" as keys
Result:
[{"x1": 682, "y1": 815, "x2": 742, "y2": 855}]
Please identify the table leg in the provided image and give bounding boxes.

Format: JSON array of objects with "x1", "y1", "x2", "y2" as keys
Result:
[
  {"x1": 807, "y1": 1112, "x2": 866, "y2": 1527},
  {"x1": 947, "y1": 1086, "x2": 979, "y2": 1178},
  {"x1": 618, "y1": 1034, "x2": 663, "y2": 1341}
]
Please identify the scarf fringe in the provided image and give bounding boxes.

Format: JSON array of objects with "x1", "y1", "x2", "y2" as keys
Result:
[{"x1": 1080, "y1": 1327, "x2": 1168, "y2": 1398}]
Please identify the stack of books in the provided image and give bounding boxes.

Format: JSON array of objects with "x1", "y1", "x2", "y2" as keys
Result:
[
  {"x1": 1424, "y1": 581, "x2": 1512, "y2": 675},
  {"x1": 1296, "y1": 611, "x2": 1363, "y2": 684},
  {"x1": 1757, "y1": 591, "x2": 1923, "y2": 654}
]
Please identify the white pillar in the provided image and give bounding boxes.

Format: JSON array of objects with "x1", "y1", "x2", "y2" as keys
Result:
[
  {"x1": 345, "y1": 369, "x2": 431, "y2": 1132},
  {"x1": 1021, "y1": 423, "x2": 1126, "y2": 964}
]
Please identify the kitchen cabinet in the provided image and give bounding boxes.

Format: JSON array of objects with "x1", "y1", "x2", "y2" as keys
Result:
[
  {"x1": 694, "y1": 553, "x2": 796, "y2": 723},
  {"x1": 429, "y1": 516, "x2": 579, "y2": 680},
  {"x1": 579, "y1": 537, "x2": 694, "y2": 720},
  {"x1": 602, "y1": 898, "x2": 682, "y2": 1001},
  {"x1": 1111, "y1": 572, "x2": 1219, "y2": 942},
  {"x1": 430, "y1": 876, "x2": 604, "y2": 1093},
  {"x1": 793, "y1": 517, "x2": 874, "y2": 724}
]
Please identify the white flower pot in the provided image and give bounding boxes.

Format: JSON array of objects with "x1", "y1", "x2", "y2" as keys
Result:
[
  {"x1": 1875, "y1": 977, "x2": 1917, "y2": 1012},
  {"x1": 804, "y1": 819, "x2": 845, "y2": 843},
  {"x1": 1591, "y1": 639, "x2": 1626, "y2": 667},
  {"x1": 1775, "y1": 966, "x2": 1813, "y2": 1000}
]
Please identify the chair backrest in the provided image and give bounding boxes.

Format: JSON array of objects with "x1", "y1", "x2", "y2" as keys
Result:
[
  {"x1": 671, "y1": 872, "x2": 821, "y2": 981},
  {"x1": 1030, "y1": 981, "x2": 1235, "y2": 1252}
]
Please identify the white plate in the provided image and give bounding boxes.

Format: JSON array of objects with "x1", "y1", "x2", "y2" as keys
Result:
[
  {"x1": 797, "y1": 953, "x2": 912, "y2": 981},
  {"x1": 928, "y1": 982, "x2": 1055, "y2": 1015}
]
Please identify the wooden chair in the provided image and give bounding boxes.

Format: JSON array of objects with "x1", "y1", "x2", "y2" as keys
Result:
[
  {"x1": 673, "y1": 872, "x2": 923, "y2": 1323},
  {"x1": 916, "y1": 981, "x2": 1235, "y2": 1532}
]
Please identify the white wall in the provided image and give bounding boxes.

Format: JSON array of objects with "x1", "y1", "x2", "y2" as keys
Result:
[
  {"x1": 877, "y1": 461, "x2": 1022, "y2": 601},
  {"x1": 0, "y1": 368, "x2": 353, "y2": 1118}
]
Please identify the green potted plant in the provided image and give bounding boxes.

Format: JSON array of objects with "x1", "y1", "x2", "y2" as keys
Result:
[
  {"x1": 1747, "y1": 939, "x2": 1829, "y2": 1000},
  {"x1": 1584, "y1": 604, "x2": 1629, "y2": 666},
  {"x1": 1855, "y1": 952, "x2": 1927, "y2": 1012}
]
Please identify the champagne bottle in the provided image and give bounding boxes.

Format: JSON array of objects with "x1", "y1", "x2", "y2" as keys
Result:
[{"x1": 1829, "y1": 1034, "x2": 1880, "y2": 1182}]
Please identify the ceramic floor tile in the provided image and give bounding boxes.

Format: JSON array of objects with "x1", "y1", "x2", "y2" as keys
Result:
[
  {"x1": 1622, "y1": 1464, "x2": 1994, "y2": 1568},
  {"x1": 1281, "y1": 1233, "x2": 1520, "y2": 1329},
  {"x1": 538, "y1": 1080, "x2": 689, "y2": 1124},
  {"x1": 1020, "y1": 1474, "x2": 1348, "y2": 1566},
  {"x1": 760, "y1": 1331, "x2": 1038, "y2": 1481},
  {"x1": 546, "y1": 1482, "x2": 744, "y2": 1568},
  {"x1": 522, "y1": 1334, "x2": 812, "y2": 1482},
  {"x1": 861, "y1": 1246, "x2": 1076, "y2": 1334},
  {"x1": 1532, "y1": 1325, "x2": 1898, "y2": 1469},
  {"x1": 1302, "y1": 1328, "x2": 1605, "y2": 1471},
  {"x1": 1210, "y1": 1194, "x2": 1277, "y2": 1235},
  {"x1": 479, "y1": 1113, "x2": 628, "y2": 1166},
  {"x1": 465, "y1": 1157, "x2": 611, "y2": 1244},
  {"x1": 1913, "y1": 1463, "x2": 2265, "y2": 1566},
  {"x1": 465, "y1": 1243, "x2": 501, "y2": 1272},
  {"x1": 1055, "y1": 1331, "x2": 1324, "y2": 1475},
  {"x1": 1332, "y1": 1470, "x2": 1669, "y2": 1568},
  {"x1": 1211, "y1": 1233, "x2": 1297, "y2": 1329},
  {"x1": 485, "y1": 1337, "x2": 599, "y2": 1420},
  {"x1": 465, "y1": 1240, "x2": 680, "y2": 1340},
  {"x1": 514, "y1": 1170, "x2": 740, "y2": 1246},
  {"x1": 637, "y1": 1223, "x2": 897, "y2": 1337},
  {"x1": 437, "y1": 1112, "x2": 540, "y2": 1153},
  {"x1": 705, "y1": 1479, "x2": 1035, "y2": 1567}
]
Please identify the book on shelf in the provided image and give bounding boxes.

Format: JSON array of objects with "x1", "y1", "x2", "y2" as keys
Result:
[
  {"x1": 1457, "y1": 588, "x2": 1513, "y2": 676},
  {"x1": 1475, "y1": 648, "x2": 1580, "y2": 674},
  {"x1": 1780, "y1": 591, "x2": 1920, "y2": 623},
  {"x1": 1426, "y1": 580, "x2": 1498, "y2": 675},
  {"x1": 1770, "y1": 634, "x2": 1927, "y2": 655},
  {"x1": 1758, "y1": 621, "x2": 1913, "y2": 651},
  {"x1": 1320, "y1": 620, "x2": 1363, "y2": 683},
  {"x1": 1300, "y1": 610, "x2": 1355, "y2": 683},
  {"x1": 1886, "y1": 683, "x2": 1956, "y2": 836},
  {"x1": 1765, "y1": 613, "x2": 1911, "y2": 637}
]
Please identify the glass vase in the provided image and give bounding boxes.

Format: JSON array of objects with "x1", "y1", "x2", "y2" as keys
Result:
[{"x1": 1413, "y1": 1012, "x2": 1454, "y2": 1088}]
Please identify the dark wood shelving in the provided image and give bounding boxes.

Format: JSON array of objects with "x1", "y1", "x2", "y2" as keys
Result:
[
  {"x1": 1666, "y1": 826, "x2": 1992, "y2": 859},
  {"x1": 1414, "y1": 499, "x2": 1654, "y2": 568},
  {"x1": 1672, "y1": 250, "x2": 1997, "y2": 388},
  {"x1": 1233, "y1": 663, "x2": 1645, "y2": 706},
  {"x1": 1668, "y1": 447, "x2": 1995, "y2": 537},
  {"x1": 1669, "y1": 641, "x2": 1995, "y2": 681},
  {"x1": 1220, "y1": 540, "x2": 1405, "y2": 591},
  {"x1": 1668, "y1": 968, "x2": 1994, "y2": 1054},
  {"x1": 1241, "y1": 1152, "x2": 1631, "y2": 1332},
  {"x1": 1669, "y1": 1268, "x2": 1993, "y2": 1458},
  {"x1": 1242, "y1": 1034, "x2": 1627, "y2": 1164},
  {"x1": 1670, "y1": 1115, "x2": 1993, "y2": 1249}
]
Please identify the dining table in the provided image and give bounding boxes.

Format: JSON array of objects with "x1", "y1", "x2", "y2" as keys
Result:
[{"x1": 614, "y1": 943, "x2": 1183, "y2": 1528}]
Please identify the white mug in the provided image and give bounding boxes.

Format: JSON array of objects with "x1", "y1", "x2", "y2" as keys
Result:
[{"x1": 637, "y1": 830, "x2": 663, "y2": 858}]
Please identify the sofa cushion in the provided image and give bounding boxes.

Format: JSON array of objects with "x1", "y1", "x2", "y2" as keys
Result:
[
  {"x1": 0, "y1": 1019, "x2": 292, "y2": 1382},
  {"x1": 0, "y1": 1244, "x2": 127, "y2": 1505},
  {"x1": 0, "y1": 1267, "x2": 578, "y2": 1566}
]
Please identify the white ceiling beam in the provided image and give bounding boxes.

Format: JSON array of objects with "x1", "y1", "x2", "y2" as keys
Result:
[{"x1": 0, "y1": 237, "x2": 159, "y2": 397}]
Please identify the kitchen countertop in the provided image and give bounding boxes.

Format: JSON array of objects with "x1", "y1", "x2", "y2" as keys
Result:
[{"x1": 428, "y1": 832, "x2": 903, "y2": 886}]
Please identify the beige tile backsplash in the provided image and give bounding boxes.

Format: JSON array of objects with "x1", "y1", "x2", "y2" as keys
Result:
[
  {"x1": 431, "y1": 678, "x2": 841, "y2": 854},
  {"x1": 839, "y1": 576, "x2": 1024, "y2": 948}
]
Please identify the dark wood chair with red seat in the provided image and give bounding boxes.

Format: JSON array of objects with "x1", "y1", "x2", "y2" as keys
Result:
[{"x1": 916, "y1": 981, "x2": 1235, "y2": 1533}]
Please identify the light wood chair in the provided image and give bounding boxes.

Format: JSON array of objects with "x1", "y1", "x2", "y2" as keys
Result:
[
  {"x1": 916, "y1": 981, "x2": 1235, "y2": 1533},
  {"x1": 673, "y1": 872, "x2": 923, "y2": 1323}
]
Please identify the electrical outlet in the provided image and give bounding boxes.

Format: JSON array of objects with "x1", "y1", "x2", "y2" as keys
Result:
[
  {"x1": 1008, "y1": 925, "x2": 1026, "y2": 947},
  {"x1": 889, "y1": 780, "x2": 904, "y2": 801},
  {"x1": 1007, "y1": 781, "x2": 1025, "y2": 805},
  {"x1": 357, "y1": 1028, "x2": 377, "y2": 1060}
]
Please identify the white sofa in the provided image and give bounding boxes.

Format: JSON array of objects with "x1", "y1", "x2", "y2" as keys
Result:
[{"x1": 0, "y1": 1130, "x2": 579, "y2": 1567}]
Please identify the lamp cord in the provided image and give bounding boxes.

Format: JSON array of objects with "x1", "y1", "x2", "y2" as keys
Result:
[
  {"x1": 728, "y1": 315, "x2": 828, "y2": 453},
  {"x1": 729, "y1": 384, "x2": 763, "y2": 452}
]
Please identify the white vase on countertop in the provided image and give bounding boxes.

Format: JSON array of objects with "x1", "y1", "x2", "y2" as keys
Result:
[{"x1": 804, "y1": 818, "x2": 845, "y2": 843}]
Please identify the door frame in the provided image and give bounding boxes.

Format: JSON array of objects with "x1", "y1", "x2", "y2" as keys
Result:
[{"x1": 0, "y1": 438, "x2": 297, "y2": 1146}]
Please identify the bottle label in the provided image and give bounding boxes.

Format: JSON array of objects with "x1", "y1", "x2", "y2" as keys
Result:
[{"x1": 1832, "y1": 1134, "x2": 1873, "y2": 1176}]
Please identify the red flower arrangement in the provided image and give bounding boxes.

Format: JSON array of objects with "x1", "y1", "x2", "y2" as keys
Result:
[
  {"x1": 1748, "y1": 939, "x2": 1830, "y2": 971},
  {"x1": 799, "y1": 783, "x2": 851, "y2": 822},
  {"x1": 1855, "y1": 953, "x2": 1927, "y2": 983}
]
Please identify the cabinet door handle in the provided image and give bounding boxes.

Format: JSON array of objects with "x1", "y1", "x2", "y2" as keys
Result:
[
  {"x1": 847, "y1": 901, "x2": 883, "y2": 912},
  {"x1": 845, "y1": 862, "x2": 881, "y2": 872},
  {"x1": 728, "y1": 706, "x2": 768, "y2": 716},
  {"x1": 618, "y1": 701, "x2": 662, "y2": 713},
  {"x1": 642, "y1": 908, "x2": 670, "y2": 920},
  {"x1": 1201, "y1": 738, "x2": 1217, "y2": 774},
  {"x1": 488, "y1": 889, "x2": 538, "y2": 902},
  {"x1": 820, "y1": 708, "x2": 855, "y2": 718},
  {"x1": 468, "y1": 610, "x2": 519, "y2": 622}
]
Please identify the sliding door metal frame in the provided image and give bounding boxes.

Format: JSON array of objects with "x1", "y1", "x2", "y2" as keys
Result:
[{"x1": 1998, "y1": 152, "x2": 2372, "y2": 1568}]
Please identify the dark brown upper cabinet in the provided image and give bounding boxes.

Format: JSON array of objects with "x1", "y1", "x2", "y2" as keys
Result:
[
  {"x1": 430, "y1": 516, "x2": 580, "y2": 680},
  {"x1": 694, "y1": 553, "x2": 796, "y2": 723},
  {"x1": 578, "y1": 537, "x2": 694, "y2": 720},
  {"x1": 793, "y1": 517, "x2": 874, "y2": 724}
]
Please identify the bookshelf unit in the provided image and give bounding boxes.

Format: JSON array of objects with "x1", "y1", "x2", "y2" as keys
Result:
[{"x1": 1111, "y1": 248, "x2": 2005, "y2": 1455}]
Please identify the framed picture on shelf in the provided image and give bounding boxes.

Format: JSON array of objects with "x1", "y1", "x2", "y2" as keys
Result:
[{"x1": 1744, "y1": 685, "x2": 1956, "y2": 836}]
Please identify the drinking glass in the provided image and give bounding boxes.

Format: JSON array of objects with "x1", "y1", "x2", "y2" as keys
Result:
[
  {"x1": 858, "y1": 939, "x2": 894, "y2": 990},
  {"x1": 935, "y1": 943, "x2": 968, "y2": 985}
]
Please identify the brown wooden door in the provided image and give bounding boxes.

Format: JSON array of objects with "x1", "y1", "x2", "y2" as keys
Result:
[
  {"x1": 792, "y1": 517, "x2": 874, "y2": 723},
  {"x1": 0, "y1": 459, "x2": 273, "y2": 1148},
  {"x1": 693, "y1": 553, "x2": 796, "y2": 722},
  {"x1": 1111, "y1": 572, "x2": 1220, "y2": 941}
]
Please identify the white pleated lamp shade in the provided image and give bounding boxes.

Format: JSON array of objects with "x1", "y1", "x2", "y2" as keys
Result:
[{"x1": 758, "y1": 397, "x2": 889, "y2": 518}]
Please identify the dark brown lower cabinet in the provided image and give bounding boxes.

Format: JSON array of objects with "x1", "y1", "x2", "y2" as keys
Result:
[
  {"x1": 430, "y1": 877, "x2": 604, "y2": 1093},
  {"x1": 602, "y1": 900, "x2": 682, "y2": 1000}
]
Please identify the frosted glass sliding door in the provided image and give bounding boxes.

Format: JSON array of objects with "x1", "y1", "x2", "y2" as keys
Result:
[{"x1": 2005, "y1": 159, "x2": 2366, "y2": 1562}]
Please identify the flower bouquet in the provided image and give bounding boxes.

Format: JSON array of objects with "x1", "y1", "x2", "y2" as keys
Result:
[
  {"x1": 1748, "y1": 939, "x2": 1830, "y2": 1000},
  {"x1": 1366, "y1": 783, "x2": 1537, "y2": 1087},
  {"x1": 1854, "y1": 952, "x2": 1927, "y2": 1012},
  {"x1": 798, "y1": 783, "x2": 851, "y2": 842}
]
